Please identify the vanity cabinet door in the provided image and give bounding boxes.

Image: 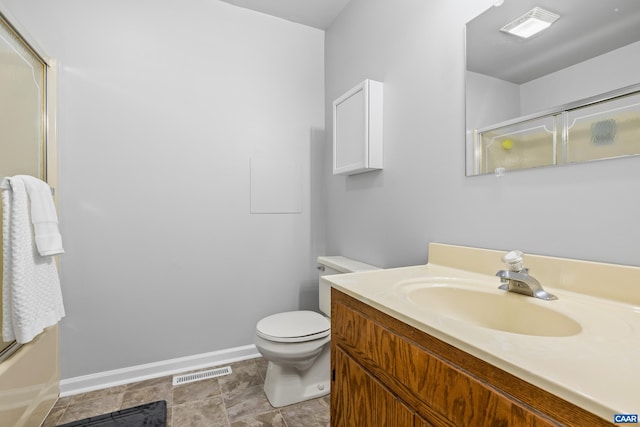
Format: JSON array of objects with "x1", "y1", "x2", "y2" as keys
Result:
[{"x1": 332, "y1": 346, "x2": 415, "y2": 426}]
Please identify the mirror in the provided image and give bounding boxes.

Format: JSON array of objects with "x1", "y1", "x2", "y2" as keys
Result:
[{"x1": 465, "y1": 0, "x2": 640, "y2": 176}]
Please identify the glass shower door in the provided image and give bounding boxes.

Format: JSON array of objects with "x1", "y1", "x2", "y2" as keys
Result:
[{"x1": 0, "y1": 13, "x2": 47, "y2": 355}]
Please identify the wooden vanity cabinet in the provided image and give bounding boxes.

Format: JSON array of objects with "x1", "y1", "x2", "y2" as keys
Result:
[{"x1": 330, "y1": 289, "x2": 613, "y2": 427}]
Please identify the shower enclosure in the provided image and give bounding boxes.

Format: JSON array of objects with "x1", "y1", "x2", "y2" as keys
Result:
[
  {"x1": 0, "y1": 8, "x2": 60, "y2": 427},
  {"x1": 0, "y1": 9, "x2": 47, "y2": 358}
]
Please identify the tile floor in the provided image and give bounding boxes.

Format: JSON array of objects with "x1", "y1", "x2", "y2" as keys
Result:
[{"x1": 42, "y1": 357, "x2": 330, "y2": 427}]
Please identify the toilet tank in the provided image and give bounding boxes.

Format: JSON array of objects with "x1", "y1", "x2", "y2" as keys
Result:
[{"x1": 317, "y1": 256, "x2": 381, "y2": 317}]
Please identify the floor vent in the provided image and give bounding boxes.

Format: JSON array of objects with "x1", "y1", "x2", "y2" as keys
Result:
[{"x1": 172, "y1": 366, "x2": 232, "y2": 386}]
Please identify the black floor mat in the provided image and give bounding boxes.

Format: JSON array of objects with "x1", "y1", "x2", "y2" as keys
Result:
[{"x1": 56, "y1": 400, "x2": 166, "y2": 427}]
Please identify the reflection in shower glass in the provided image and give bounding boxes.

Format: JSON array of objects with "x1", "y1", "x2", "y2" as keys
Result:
[
  {"x1": 476, "y1": 115, "x2": 558, "y2": 174},
  {"x1": 566, "y1": 92, "x2": 640, "y2": 163}
]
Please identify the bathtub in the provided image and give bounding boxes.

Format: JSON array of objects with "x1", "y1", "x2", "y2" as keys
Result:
[{"x1": 0, "y1": 326, "x2": 59, "y2": 426}]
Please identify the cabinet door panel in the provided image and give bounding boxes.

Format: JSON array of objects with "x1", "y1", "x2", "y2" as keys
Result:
[{"x1": 332, "y1": 346, "x2": 414, "y2": 427}]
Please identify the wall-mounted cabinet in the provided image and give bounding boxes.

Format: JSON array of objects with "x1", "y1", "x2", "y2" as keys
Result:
[{"x1": 332, "y1": 79, "x2": 383, "y2": 175}]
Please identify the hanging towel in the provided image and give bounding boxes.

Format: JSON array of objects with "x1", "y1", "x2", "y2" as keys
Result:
[
  {"x1": 1, "y1": 176, "x2": 65, "y2": 344},
  {"x1": 16, "y1": 174, "x2": 64, "y2": 256}
]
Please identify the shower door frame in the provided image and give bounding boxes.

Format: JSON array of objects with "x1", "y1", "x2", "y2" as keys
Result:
[{"x1": 0, "y1": 8, "x2": 58, "y2": 363}]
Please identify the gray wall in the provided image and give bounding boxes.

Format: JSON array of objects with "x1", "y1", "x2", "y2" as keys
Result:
[
  {"x1": 2, "y1": 0, "x2": 324, "y2": 379},
  {"x1": 465, "y1": 70, "x2": 521, "y2": 130},
  {"x1": 521, "y1": 40, "x2": 640, "y2": 114},
  {"x1": 324, "y1": 0, "x2": 640, "y2": 269}
]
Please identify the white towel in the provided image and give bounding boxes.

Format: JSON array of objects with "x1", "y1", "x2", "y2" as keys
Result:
[
  {"x1": 16, "y1": 174, "x2": 64, "y2": 256},
  {"x1": 1, "y1": 176, "x2": 65, "y2": 344}
]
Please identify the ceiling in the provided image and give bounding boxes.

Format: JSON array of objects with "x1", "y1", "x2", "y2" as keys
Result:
[
  {"x1": 219, "y1": 1, "x2": 640, "y2": 84},
  {"x1": 219, "y1": 0, "x2": 351, "y2": 30}
]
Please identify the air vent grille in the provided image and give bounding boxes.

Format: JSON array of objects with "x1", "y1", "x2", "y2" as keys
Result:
[{"x1": 172, "y1": 366, "x2": 232, "y2": 386}]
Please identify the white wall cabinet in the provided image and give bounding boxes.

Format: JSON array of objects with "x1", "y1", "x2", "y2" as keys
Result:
[{"x1": 333, "y1": 79, "x2": 383, "y2": 175}]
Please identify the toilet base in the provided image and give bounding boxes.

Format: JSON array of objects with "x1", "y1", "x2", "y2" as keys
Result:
[{"x1": 262, "y1": 343, "x2": 330, "y2": 407}]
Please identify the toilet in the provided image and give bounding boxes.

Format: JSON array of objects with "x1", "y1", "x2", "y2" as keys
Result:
[{"x1": 254, "y1": 256, "x2": 380, "y2": 407}]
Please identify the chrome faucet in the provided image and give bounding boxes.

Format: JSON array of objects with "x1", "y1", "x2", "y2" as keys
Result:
[{"x1": 496, "y1": 250, "x2": 558, "y2": 301}]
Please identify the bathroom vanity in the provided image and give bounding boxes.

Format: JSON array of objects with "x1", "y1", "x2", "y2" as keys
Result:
[
  {"x1": 325, "y1": 243, "x2": 639, "y2": 426},
  {"x1": 331, "y1": 289, "x2": 608, "y2": 426}
]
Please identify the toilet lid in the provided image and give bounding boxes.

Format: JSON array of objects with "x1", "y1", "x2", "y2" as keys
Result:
[{"x1": 256, "y1": 311, "x2": 330, "y2": 343}]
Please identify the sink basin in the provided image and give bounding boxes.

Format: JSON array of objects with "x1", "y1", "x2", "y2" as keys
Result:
[{"x1": 397, "y1": 279, "x2": 582, "y2": 337}]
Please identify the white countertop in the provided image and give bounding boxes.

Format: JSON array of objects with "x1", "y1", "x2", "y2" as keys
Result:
[{"x1": 324, "y1": 263, "x2": 640, "y2": 421}]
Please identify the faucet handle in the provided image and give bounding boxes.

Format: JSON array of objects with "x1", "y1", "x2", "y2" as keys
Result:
[{"x1": 502, "y1": 250, "x2": 524, "y2": 272}]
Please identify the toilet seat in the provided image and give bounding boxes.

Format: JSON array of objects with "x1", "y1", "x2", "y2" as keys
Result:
[{"x1": 256, "y1": 310, "x2": 330, "y2": 343}]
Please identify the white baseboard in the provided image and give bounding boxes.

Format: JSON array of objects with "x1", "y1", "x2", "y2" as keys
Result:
[{"x1": 59, "y1": 344, "x2": 261, "y2": 397}]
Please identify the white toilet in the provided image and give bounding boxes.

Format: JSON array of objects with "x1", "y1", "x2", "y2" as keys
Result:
[{"x1": 254, "y1": 256, "x2": 380, "y2": 407}]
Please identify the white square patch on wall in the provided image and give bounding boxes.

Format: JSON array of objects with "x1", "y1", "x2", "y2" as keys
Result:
[{"x1": 250, "y1": 157, "x2": 302, "y2": 214}]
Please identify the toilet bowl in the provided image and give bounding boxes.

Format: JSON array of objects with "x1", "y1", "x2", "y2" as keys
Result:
[
  {"x1": 255, "y1": 311, "x2": 331, "y2": 407},
  {"x1": 254, "y1": 256, "x2": 380, "y2": 407}
]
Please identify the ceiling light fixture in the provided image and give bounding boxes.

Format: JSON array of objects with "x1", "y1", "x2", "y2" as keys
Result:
[{"x1": 500, "y1": 7, "x2": 559, "y2": 39}]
